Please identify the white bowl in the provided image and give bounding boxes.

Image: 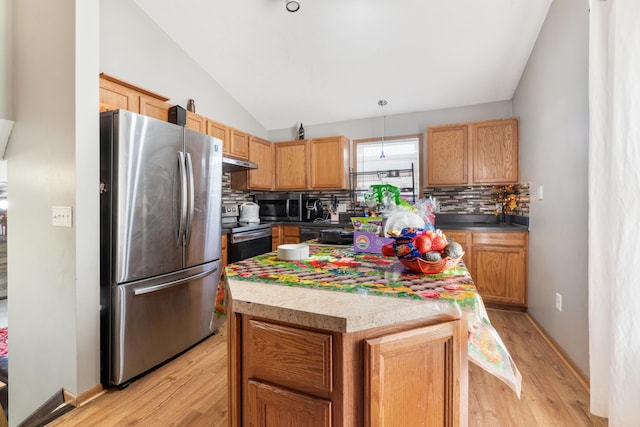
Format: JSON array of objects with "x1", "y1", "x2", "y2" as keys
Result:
[{"x1": 277, "y1": 243, "x2": 309, "y2": 261}]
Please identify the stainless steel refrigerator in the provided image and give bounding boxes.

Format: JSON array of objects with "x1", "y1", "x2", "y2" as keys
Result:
[{"x1": 100, "y1": 110, "x2": 222, "y2": 387}]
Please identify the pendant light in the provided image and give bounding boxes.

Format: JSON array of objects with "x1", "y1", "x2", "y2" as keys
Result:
[
  {"x1": 378, "y1": 99, "x2": 388, "y2": 159},
  {"x1": 286, "y1": 0, "x2": 300, "y2": 12}
]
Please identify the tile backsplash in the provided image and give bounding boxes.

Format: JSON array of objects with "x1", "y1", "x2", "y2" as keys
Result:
[{"x1": 222, "y1": 173, "x2": 530, "y2": 217}]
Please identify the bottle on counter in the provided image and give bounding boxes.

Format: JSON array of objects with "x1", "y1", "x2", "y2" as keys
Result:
[
  {"x1": 298, "y1": 123, "x2": 305, "y2": 140},
  {"x1": 187, "y1": 99, "x2": 196, "y2": 113}
]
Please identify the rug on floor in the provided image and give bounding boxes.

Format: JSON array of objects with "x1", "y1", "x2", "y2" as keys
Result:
[{"x1": 0, "y1": 327, "x2": 7, "y2": 356}]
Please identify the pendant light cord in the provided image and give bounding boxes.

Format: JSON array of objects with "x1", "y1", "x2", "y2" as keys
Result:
[{"x1": 378, "y1": 99, "x2": 387, "y2": 159}]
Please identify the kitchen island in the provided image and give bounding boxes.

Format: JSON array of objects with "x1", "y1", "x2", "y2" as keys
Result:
[{"x1": 224, "y1": 244, "x2": 521, "y2": 427}]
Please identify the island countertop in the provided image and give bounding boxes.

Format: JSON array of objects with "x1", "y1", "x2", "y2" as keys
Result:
[
  {"x1": 223, "y1": 243, "x2": 522, "y2": 397},
  {"x1": 227, "y1": 276, "x2": 459, "y2": 334}
]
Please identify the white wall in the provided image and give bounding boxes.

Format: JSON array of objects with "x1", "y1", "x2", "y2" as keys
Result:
[
  {"x1": 0, "y1": 0, "x2": 14, "y2": 158},
  {"x1": 100, "y1": 0, "x2": 268, "y2": 139},
  {"x1": 513, "y1": 0, "x2": 590, "y2": 374},
  {"x1": 7, "y1": 0, "x2": 100, "y2": 424},
  {"x1": 268, "y1": 101, "x2": 513, "y2": 142}
]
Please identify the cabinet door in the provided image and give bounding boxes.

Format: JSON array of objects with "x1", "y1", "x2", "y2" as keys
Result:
[
  {"x1": 247, "y1": 380, "x2": 331, "y2": 427},
  {"x1": 99, "y1": 78, "x2": 139, "y2": 112},
  {"x1": 186, "y1": 111, "x2": 206, "y2": 133},
  {"x1": 248, "y1": 136, "x2": 274, "y2": 190},
  {"x1": 221, "y1": 234, "x2": 228, "y2": 271},
  {"x1": 427, "y1": 124, "x2": 469, "y2": 186},
  {"x1": 275, "y1": 141, "x2": 309, "y2": 190},
  {"x1": 472, "y1": 118, "x2": 519, "y2": 184},
  {"x1": 230, "y1": 129, "x2": 249, "y2": 159},
  {"x1": 309, "y1": 136, "x2": 349, "y2": 189},
  {"x1": 470, "y1": 231, "x2": 528, "y2": 307},
  {"x1": 139, "y1": 95, "x2": 170, "y2": 122},
  {"x1": 365, "y1": 319, "x2": 468, "y2": 427},
  {"x1": 282, "y1": 225, "x2": 300, "y2": 244},
  {"x1": 271, "y1": 226, "x2": 281, "y2": 251},
  {"x1": 207, "y1": 119, "x2": 231, "y2": 154}
]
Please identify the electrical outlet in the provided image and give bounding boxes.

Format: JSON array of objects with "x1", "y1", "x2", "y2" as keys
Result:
[
  {"x1": 555, "y1": 292, "x2": 562, "y2": 312},
  {"x1": 537, "y1": 185, "x2": 544, "y2": 200},
  {"x1": 337, "y1": 203, "x2": 347, "y2": 213},
  {"x1": 52, "y1": 206, "x2": 73, "y2": 227}
]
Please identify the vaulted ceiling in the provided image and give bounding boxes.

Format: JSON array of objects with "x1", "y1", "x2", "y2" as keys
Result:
[{"x1": 134, "y1": 0, "x2": 552, "y2": 130}]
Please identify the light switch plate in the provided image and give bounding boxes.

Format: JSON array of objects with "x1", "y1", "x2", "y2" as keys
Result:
[
  {"x1": 537, "y1": 185, "x2": 544, "y2": 200},
  {"x1": 52, "y1": 206, "x2": 73, "y2": 227}
]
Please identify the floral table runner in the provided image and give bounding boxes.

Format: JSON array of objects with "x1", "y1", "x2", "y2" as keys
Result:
[{"x1": 223, "y1": 244, "x2": 522, "y2": 396}]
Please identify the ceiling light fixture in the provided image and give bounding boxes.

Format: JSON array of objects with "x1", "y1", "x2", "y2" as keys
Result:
[
  {"x1": 286, "y1": 0, "x2": 300, "y2": 12},
  {"x1": 378, "y1": 99, "x2": 388, "y2": 159}
]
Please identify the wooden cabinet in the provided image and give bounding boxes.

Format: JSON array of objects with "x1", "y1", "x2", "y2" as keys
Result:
[
  {"x1": 232, "y1": 136, "x2": 275, "y2": 191},
  {"x1": 427, "y1": 124, "x2": 469, "y2": 186},
  {"x1": 309, "y1": 136, "x2": 350, "y2": 190},
  {"x1": 275, "y1": 140, "x2": 309, "y2": 190},
  {"x1": 282, "y1": 225, "x2": 300, "y2": 244},
  {"x1": 426, "y1": 118, "x2": 519, "y2": 186},
  {"x1": 271, "y1": 226, "x2": 281, "y2": 251},
  {"x1": 99, "y1": 73, "x2": 170, "y2": 121},
  {"x1": 472, "y1": 119, "x2": 519, "y2": 184},
  {"x1": 365, "y1": 320, "x2": 468, "y2": 427},
  {"x1": 206, "y1": 119, "x2": 231, "y2": 154},
  {"x1": 470, "y1": 231, "x2": 528, "y2": 308},
  {"x1": 221, "y1": 234, "x2": 228, "y2": 271},
  {"x1": 443, "y1": 229, "x2": 528, "y2": 309},
  {"x1": 186, "y1": 111, "x2": 206, "y2": 133},
  {"x1": 231, "y1": 314, "x2": 467, "y2": 427},
  {"x1": 229, "y1": 129, "x2": 249, "y2": 160}
]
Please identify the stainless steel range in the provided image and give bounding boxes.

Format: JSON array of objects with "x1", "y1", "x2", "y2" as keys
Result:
[{"x1": 222, "y1": 203, "x2": 272, "y2": 263}]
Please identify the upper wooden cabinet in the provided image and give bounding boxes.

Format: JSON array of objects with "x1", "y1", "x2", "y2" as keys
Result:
[
  {"x1": 99, "y1": 73, "x2": 171, "y2": 121},
  {"x1": 248, "y1": 136, "x2": 274, "y2": 190},
  {"x1": 185, "y1": 111, "x2": 206, "y2": 133},
  {"x1": 275, "y1": 140, "x2": 309, "y2": 190},
  {"x1": 206, "y1": 119, "x2": 231, "y2": 152},
  {"x1": 472, "y1": 119, "x2": 519, "y2": 184},
  {"x1": 229, "y1": 129, "x2": 249, "y2": 160},
  {"x1": 309, "y1": 136, "x2": 349, "y2": 190},
  {"x1": 427, "y1": 118, "x2": 519, "y2": 186}
]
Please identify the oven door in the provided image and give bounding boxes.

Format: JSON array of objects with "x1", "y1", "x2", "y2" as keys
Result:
[{"x1": 229, "y1": 227, "x2": 273, "y2": 263}]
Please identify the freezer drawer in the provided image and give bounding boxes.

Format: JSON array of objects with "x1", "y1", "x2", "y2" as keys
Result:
[{"x1": 110, "y1": 260, "x2": 221, "y2": 386}]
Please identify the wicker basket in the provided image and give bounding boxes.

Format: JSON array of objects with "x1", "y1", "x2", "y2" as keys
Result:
[{"x1": 399, "y1": 252, "x2": 464, "y2": 274}]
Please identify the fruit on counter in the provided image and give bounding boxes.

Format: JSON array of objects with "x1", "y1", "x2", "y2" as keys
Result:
[
  {"x1": 413, "y1": 234, "x2": 433, "y2": 254},
  {"x1": 381, "y1": 243, "x2": 395, "y2": 257},
  {"x1": 422, "y1": 251, "x2": 443, "y2": 262},
  {"x1": 430, "y1": 234, "x2": 448, "y2": 252},
  {"x1": 443, "y1": 241, "x2": 464, "y2": 258}
]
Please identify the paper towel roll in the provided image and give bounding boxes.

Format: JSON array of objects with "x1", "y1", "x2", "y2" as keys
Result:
[{"x1": 277, "y1": 243, "x2": 310, "y2": 261}]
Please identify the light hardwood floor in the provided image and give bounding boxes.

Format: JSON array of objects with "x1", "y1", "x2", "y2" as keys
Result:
[{"x1": 49, "y1": 310, "x2": 607, "y2": 426}]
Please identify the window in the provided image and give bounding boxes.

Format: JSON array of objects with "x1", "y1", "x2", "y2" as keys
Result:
[{"x1": 353, "y1": 134, "x2": 423, "y2": 203}]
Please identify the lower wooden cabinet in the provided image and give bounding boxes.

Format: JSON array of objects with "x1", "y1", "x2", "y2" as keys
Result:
[
  {"x1": 230, "y1": 314, "x2": 467, "y2": 426},
  {"x1": 221, "y1": 234, "x2": 228, "y2": 271},
  {"x1": 247, "y1": 380, "x2": 331, "y2": 427},
  {"x1": 282, "y1": 225, "x2": 300, "y2": 244},
  {"x1": 271, "y1": 226, "x2": 281, "y2": 251},
  {"x1": 443, "y1": 229, "x2": 528, "y2": 309}
]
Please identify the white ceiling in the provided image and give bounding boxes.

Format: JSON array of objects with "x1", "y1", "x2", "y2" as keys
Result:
[{"x1": 134, "y1": 0, "x2": 552, "y2": 131}]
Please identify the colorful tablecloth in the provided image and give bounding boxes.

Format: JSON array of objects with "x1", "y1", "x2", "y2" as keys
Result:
[{"x1": 224, "y1": 244, "x2": 522, "y2": 396}]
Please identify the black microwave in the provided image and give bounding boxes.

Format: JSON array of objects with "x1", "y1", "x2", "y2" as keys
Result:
[{"x1": 254, "y1": 192, "x2": 303, "y2": 222}]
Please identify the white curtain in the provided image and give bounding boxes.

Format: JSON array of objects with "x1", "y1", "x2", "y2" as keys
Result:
[{"x1": 588, "y1": 0, "x2": 640, "y2": 424}]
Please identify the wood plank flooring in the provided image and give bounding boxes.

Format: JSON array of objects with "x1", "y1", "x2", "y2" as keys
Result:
[{"x1": 49, "y1": 310, "x2": 607, "y2": 426}]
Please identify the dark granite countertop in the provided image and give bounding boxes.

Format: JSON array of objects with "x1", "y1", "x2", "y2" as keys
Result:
[
  {"x1": 434, "y1": 214, "x2": 529, "y2": 232},
  {"x1": 259, "y1": 214, "x2": 529, "y2": 232}
]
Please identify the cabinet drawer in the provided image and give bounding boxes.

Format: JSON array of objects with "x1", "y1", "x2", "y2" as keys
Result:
[
  {"x1": 471, "y1": 231, "x2": 527, "y2": 246},
  {"x1": 244, "y1": 318, "x2": 333, "y2": 396},
  {"x1": 443, "y1": 230, "x2": 469, "y2": 245}
]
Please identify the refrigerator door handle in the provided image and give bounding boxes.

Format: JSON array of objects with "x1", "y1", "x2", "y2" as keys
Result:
[
  {"x1": 177, "y1": 151, "x2": 188, "y2": 245},
  {"x1": 133, "y1": 266, "x2": 218, "y2": 296},
  {"x1": 185, "y1": 152, "x2": 195, "y2": 245}
]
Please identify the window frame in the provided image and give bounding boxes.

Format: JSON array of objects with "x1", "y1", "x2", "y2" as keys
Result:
[{"x1": 352, "y1": 133, "x2": 424, "y2": 198}]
